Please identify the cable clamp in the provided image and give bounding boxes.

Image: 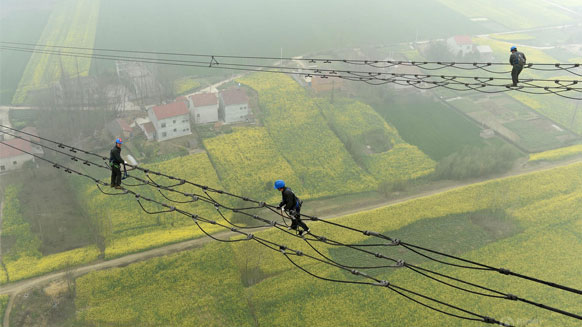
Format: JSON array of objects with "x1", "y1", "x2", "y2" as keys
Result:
[
  {"x1": 296, "y1": 251, "x2": 303, "y2": 256},
  {"x1": 246, "y1": 234, "x2": 254, "y2": 240},
  {"x1": 191, "y1": 214, "x2": 198, "y2": 222},
  {"x1": 258, "y1": 201, "x2": 265, "y2": 207},
  {"x1": 279, "y1": 245, "x2": 287, "y2": 253},
  {"x1": 317, "y1": 236, "x2": 327, "y2": 242},
  {"x1": 270, "y1": 220, "x2": 277, "y2": 226},
  {"x1": 209, "y1": 220, "x2": 217, "y2": 225},
  {"x1": 396, "y1": 260, "x2": 405, "y2": 267}
]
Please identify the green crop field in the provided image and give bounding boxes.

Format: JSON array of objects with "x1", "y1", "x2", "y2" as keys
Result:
[
  {"x1": 0, "y1": 7, "x2": 51, "y2": 105},
  {"x1": 439, "y1": 0, "x2": 575, "y2": 29},
  {"x1": 319, "y1": 98, "x2": 436, "y2": 182},
  {"x1": 12, "y1": 0, "x2": 100, "y2": 104},
  {"x1": 238, "y1": 73, "x2": 377, "y2": 198},
  {"x1": 90, "y1": 0, "x2": 485, "y2": 76},
  {"x1": 364, "y1": 90, "x2": 486, "y2": 161},
  {"x1": 204, "y1": 127, "x2": 305, "y2": 203},
  {"x1": 70, "y1": 162, "x2": 582, "y2": 326},
  {"x1": 69, "y1": 152, "x2": 230, "y2": 259}
]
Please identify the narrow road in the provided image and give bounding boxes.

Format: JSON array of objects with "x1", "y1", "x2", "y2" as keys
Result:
[{"x1": 0, "y1": 155, "x2": 580, "y2": 299}]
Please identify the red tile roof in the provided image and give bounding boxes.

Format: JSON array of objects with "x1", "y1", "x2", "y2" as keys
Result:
[
  {"x1": 151, "y1": 101, "x2": 189, "y2": 120},
  {"x1": 453, "y1": 35, "x2": 473, "y2": 45},
  {"x1": 221, "y1": 88, "x2": 248, "y2": 106},
  {"x1": 189, "y1": 93, "x2": 218, "y2": 107},
  {"x1": 0, "y1": 138, "x2": 33, "y2": 159},
  {"x1": 116, "y1": 118, "x2": 133, "y2": 132}
]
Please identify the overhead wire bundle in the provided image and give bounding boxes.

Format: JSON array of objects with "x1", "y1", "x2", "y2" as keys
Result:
[
  {"x1": 1, "y1": 125, "x2": 581, "y2": 326},
  {"x1": 1, "y1": 41, "x2": 581, "y2": 99}
]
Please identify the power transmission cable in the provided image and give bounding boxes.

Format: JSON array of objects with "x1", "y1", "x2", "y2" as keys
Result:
[
  {"x1": 1, "y1": 40, "x2": 580, "y2": 76},
  {"x1": 3, "y1": 124, "x2": 581, "y2": 298},
  {"x1": 0, "y1": 138, "x2": 516, "y2": 326},
  {"x1": 1, "y1": 45, "x2": 581, "y2": 99},
  {"x1": 2, "y1": 130, "x2": 581, "y2": 322}
]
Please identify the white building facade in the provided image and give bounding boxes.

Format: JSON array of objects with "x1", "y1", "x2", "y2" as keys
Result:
[
  {"x1": 220, "y1": 88, "x2": 250, "y2": 124},
  {"x1": 147, "y1": 100, "x2": 192, "y2": 142},
  {"x1": 188, "y1": 93, "x2": 219, "y2": 124},
  {"x1": 447, "y1": 35, "x2": 474, "y2": 56}
]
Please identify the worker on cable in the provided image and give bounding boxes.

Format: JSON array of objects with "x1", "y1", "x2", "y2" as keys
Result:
[
  {"x1": 110, "y1": 138, "x2": 125, "y2": 189},
  {"x1": 509, "y1": 46, "x2": 526, "y2": 87},
  {"x1": 274, "y1": 180, "x2": 309, "y2": 236}
]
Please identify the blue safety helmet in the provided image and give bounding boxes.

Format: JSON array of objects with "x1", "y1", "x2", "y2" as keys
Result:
[
  {"x1": 115, "y1": 138, "x2": 123, "y2": 144},
  {"x1": 510, "y1": 46, "x2": 517, "y2": 52},
  {"x1": 274, "y1": 180, "x2": 285, "y2": 189}
]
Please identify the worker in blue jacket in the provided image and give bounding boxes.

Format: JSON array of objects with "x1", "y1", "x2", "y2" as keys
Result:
[{"x1": 275, "y1": 180, "x2": 309, "y2": 236}]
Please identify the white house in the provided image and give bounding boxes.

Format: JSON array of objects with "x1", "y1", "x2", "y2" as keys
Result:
[
  {"x1": 219, "y1": 88, "x2": 249, "y2": 124},
  {"x1": 188, "y1": 93, "x2": 219, "y2": 124},
  {"x1": 0, "y1": 138, "x2": 34, "y2": 173},
  {"x1": 447, "y1": 35, "x2": 474, "y2": 56},
  {"x1": 476, "y1": 45, "x2": 494, "y2": 61},
  {"x1": 147, "y1": 100, "x2": 191, "y2": 142}
]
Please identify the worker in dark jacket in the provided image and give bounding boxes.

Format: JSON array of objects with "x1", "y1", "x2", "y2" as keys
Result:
[
  {"x1": 274, "y1": 180, "x2": 309, "y2": 236},
  {"x1": 509, "y1": 46, "x2": 526, "y2": 87},
  {"x1": 109, "y1": 138, "x2": 125, "y2": 189}
]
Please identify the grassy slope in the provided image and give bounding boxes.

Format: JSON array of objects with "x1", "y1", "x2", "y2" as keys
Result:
[{"x1": 72, "y1": 162, "x2": 582, "y2": 326}]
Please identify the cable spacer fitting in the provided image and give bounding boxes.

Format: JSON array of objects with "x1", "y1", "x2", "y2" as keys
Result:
[
  {"x1": 391, "y1": 239, "x2": 401, "y2": 245},
  {"x1": 483, "y1": 316, "x2": 496, "y2": 324},
  {"x1": 396, "y1": 259, "x2": 405, "y2": 267},
  {"x1": 498, "y1": 268, "x2": 511, "y2": 275},
  {"x1": 376, "y1": 280, "x2": 390, "y2": 287},
  {"x1": 252, "y1": 215, "x2": 259, "y2": 219},
  {"x1": 505, "y1": 294, "x2": 517, "y2": 301},
  {"x1": 258, "y1": 201, "x2": 265, "y2": 207},
  {"x1": 270, "y1": 221, "x2": 277, "y2": 226},
  {"x1": 246, "y1": 234, "x2": 254, "y2": 240}
]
